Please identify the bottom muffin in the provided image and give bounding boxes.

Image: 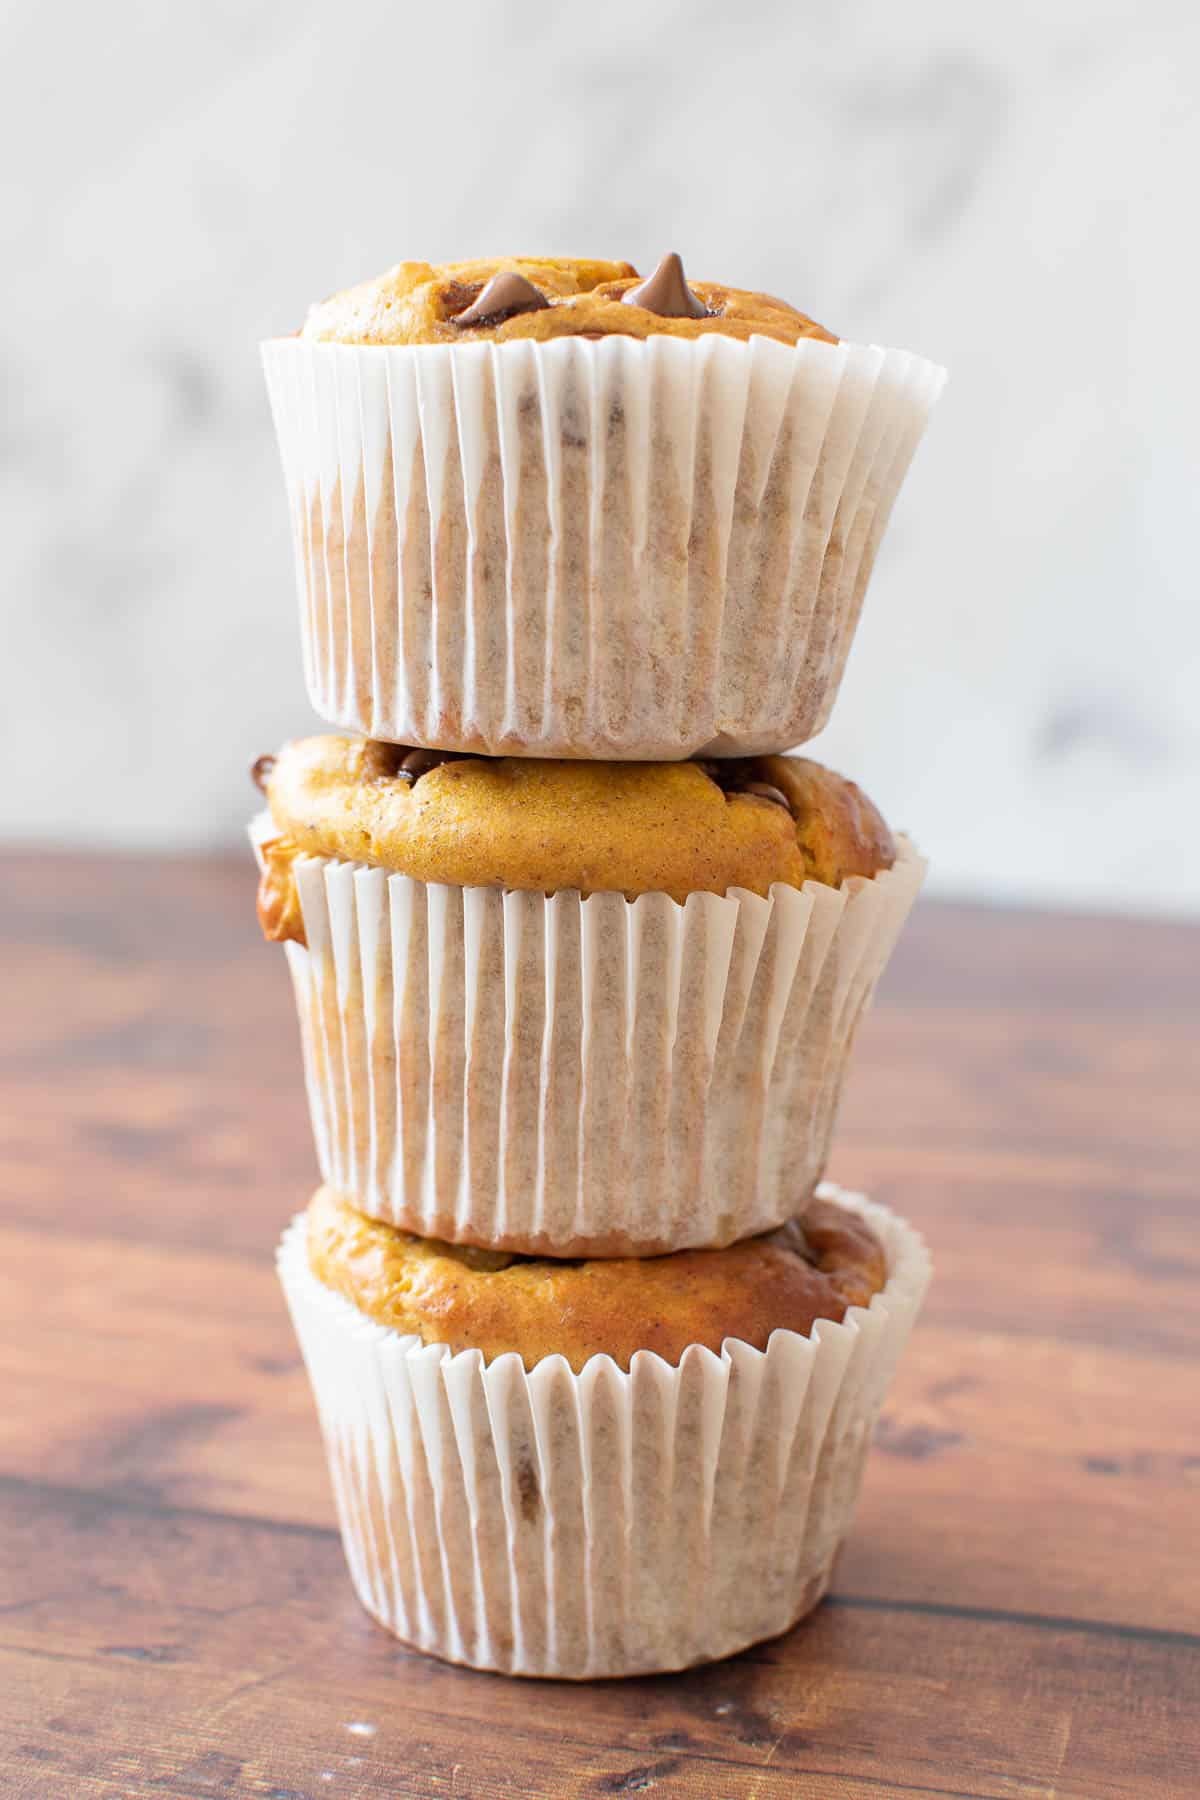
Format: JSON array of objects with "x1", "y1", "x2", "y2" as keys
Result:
[{"x1": 279, "y1": 1185, "x2": 931, "y2": 1678}]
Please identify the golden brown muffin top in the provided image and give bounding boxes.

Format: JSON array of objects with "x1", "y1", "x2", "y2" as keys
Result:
[
  {"x1": 299, "y1": 252, "x2": 836, "y2": 348},
  {"x1": 306, "y1": 1186, "x2": 886, "y2": 1372},
  {"x1": 253, "y1": 737, "x2": 894, "y2": 943}
]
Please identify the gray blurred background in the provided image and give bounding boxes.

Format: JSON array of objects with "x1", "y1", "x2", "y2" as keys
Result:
[{"x1": 3, "y1": 0, "x2": 1196, "y2": 914}]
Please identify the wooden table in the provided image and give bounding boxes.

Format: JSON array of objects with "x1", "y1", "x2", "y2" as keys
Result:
[{"x1": 2, "y1": 852, "x2": 1197, "y2": 1799}]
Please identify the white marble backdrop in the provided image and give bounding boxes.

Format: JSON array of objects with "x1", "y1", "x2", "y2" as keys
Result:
[{"x1": 2, "y1": 0, "x2": 1196, "y2": 913}]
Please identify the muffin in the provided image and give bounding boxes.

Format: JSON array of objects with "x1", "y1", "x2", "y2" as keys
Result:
[
  {"x1": 305, "y1": 1183, "x2": 888, "y2": 1370},
  {"x1": 299, "y1": 254, "x2": 837, "y2": 348},
  {"x1": 261, "y1": 252, "x2": 944, "y2": 759},
  {"x1": 279, "y1": 1183, "x2": 931, "y2": 1677},
  {"x1": 253, "y1": 738, "x2": 925, "y2": 1256}
]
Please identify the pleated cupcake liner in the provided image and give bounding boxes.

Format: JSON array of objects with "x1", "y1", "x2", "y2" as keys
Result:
[
  {"x1": 261, "y1": 334, "x2": 944, "y2": 758},
  {"x1": 256, "y1": 816, "x2": 925, "y2": 1256},
  {"x1": 277, "y1": 1185, "x2": 930, "y2": 1678}
]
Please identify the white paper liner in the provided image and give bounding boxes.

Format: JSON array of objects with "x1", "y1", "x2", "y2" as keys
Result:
[
  {"x1": 261, "y1": 335, "x2": 944, "y2": 758},
  {"x1": 258, "y1": 817, "x2": 925, "y2": 1256},
  {"x1": 277, "y1": 1185, "x2": 930, "y2": 1678}
]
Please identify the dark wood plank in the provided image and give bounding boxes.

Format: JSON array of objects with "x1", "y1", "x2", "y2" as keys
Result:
[
  {"x1": 3, "y1": 1220, "x2": 1198, "y2": 1635},
  {"x1": 1, "y1": 849, "x2": 1198, "y2": 1797},
  {"x1": 1, "y1": 1483, "x2": 1195, "y2": 1800}
]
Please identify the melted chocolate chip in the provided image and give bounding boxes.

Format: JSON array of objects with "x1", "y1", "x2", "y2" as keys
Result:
[
  {"x1": 622, "y1": 251, "x2": 709, "y2": 319},
  {"x1": 452, "y1": 272, "x2": 550, "y2": 329},
  {"x1": 739, "y1": 780, "x2": 793, "y2": 813},
  {"x1": 440, "y1": 279, "x2": 482, "y2": 318},
  {"x1": 363, "y1": 742, "x2": 466, "y2": 787},
  {"x1": 250, "y1": 753, "x2": 276, "y2": 794},
  {"x1": 395, "y1": 748, "x2": 461, "y2": 783},
  {"x1": 693, "y1": 758, "x2": 795, "y2": 817},
  {"x1": 695, "y1": 758, "x2": 747, "y2": 794},
  {"x1": 361, "y1": 741, "x2": 405, "y2": 780}
]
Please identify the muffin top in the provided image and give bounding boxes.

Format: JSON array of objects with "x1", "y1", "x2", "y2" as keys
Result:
[
  {"x1": 306, "y1": 1186, "x2": 886, "y2": 1372},
  {"x1": 253, "y1": 737, "x2": 894, "y2": 943},
  {"x1": 299, "y1": 252, "x2": 837, "y2": 348}
]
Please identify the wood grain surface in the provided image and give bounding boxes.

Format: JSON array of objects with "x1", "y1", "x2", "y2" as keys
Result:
[{"x1": 1, "y1": 851, "x2": 1197, "y2": 1799}]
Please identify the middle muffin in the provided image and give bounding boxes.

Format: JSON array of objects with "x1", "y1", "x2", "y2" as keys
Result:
[{"x1": 253, "y1": 738, "x2": 924, "y2": 1256}]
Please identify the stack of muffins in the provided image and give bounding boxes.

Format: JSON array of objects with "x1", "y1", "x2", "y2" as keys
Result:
[{"x1": 255, "y1": 254, "x2": 945, "y2": 1678}]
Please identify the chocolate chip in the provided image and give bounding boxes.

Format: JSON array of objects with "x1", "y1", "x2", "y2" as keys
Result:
[
  {"x1": 695, "y1": 758, "x2": 746, "y2": 795},
  {"x1": 451, "y1": 272, "x2": 550, "y2": 329},
  {"x1": 361, "y1": 741, "x2": 406, "y2": 781},
  {"x1": 250, "y1": 753, "x2": 276, "y2": 794},
  {"x1": 440, "y1": 279, "x2": 482, "y2": 318},
  {"x1": 692, "y1": 759, "x2": 794, "y2": 816},
  {"x1": 363, "y1": 742, "x2": 465, "y2": 787},
  {"x1": 739, "y1": 781, "x2": 793, "y2": 814},
  {"x1": 622, "y1": 252, "x2": 709, "y2": 320},
  {"x1": 396, "y1": 748, "x2": 458, "y2": 783}
]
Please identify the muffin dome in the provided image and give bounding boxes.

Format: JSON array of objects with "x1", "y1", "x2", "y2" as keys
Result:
[
  {"x1": 299, "y1": 252, "x2": 837, "y2": 347},
  {"x1": 254, "y1": 737, "x2": 895, "y2": 943},
  {"x1": 305, "y1": 1186, "x2": 886, "y2": 1373}
]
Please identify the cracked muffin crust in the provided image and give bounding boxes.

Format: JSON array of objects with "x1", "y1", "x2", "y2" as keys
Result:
[
  {"x1": 253, "y1": 736, "x2": 895, "y2": 944},
  {"x1": 305, "y1": 1185, "x2": 887, "y2": 1373},
  {"x1": 299, "y1": 252, "x2": 837, "y2": 347}
]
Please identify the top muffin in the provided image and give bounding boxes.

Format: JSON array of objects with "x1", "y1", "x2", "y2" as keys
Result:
[
  {"x1": 300, "y1": 252, "x2": 838, "y2": 347},
  {"x1": 265, "y1": 251, "x2": 941, "y2": 762}
]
